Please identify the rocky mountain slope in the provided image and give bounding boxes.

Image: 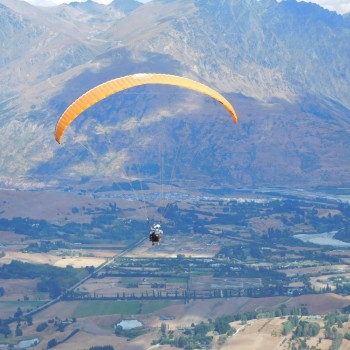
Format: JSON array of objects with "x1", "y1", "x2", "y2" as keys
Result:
[{"x1": 0, "y1": 0, "x2": 349, "y2": 190}]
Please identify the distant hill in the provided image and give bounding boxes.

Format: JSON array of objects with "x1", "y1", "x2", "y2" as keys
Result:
[{"x1": 0, "y1": 0, "x2": 349, "y2": 190}]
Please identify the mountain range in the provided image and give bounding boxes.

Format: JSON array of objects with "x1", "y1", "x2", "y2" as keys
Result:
[{"x1": 0, "y1": 0, "x2": 349, "y2": 190}]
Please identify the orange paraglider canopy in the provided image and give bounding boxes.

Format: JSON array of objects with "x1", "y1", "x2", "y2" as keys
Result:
[{"x1": 55, "y1": 73, "x2": 238, "y2": 143}]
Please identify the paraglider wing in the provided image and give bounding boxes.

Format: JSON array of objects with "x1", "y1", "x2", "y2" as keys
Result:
[{"x1": 55, "y1": 73, "x2": 238, "y2": 143}]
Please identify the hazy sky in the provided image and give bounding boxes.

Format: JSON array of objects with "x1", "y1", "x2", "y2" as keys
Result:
[{"x1": 23, "y1": 0, "x2": 349, "y2": 15}]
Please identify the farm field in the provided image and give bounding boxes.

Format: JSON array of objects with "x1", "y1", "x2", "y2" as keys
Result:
[
  {"x1": 0, "y1": 250, "x2": 107, "y2": 268},
  {"x1": 33, "y1": 293, "x2": 350, "y2": 325},
  {"x1": 215, "y1": 318, "x2": 287, "y2": 350},
  {"x1": 278, "y1": 264, "x2": 350, "y2": 277},
  {"x1": 2, "y1": 188, "x2": 350, "y2": 349},
  {"x1": 80, "y1": 276, "x2": 187, "y2": 298},
  {"x1": 190, "y1": 276, "x2": 262, "y2": 290},
  {"x1": 0, "y1": 189, "x2": 108, "y2": 223},
  {"x1": 310, "y1": 273, "x2": 350, "y2": 292},
  {"x1": 125, "y1": 233, "x2": 222, "y2": 258},
  {"x1": 0, "y1": 300, "x2": 46, "y2": 319},
  {"x1": 3, "y1": 293, "x2": 350, "y2": 350},
  {"x1": 214, "y1": 317, "x2": 350, "y2": 350},
  {"x1": 0, "y1": 278, "x2": 42, "y2": 301}
]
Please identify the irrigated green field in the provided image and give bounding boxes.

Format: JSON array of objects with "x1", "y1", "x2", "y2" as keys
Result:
[{"x1": 71, "y1": 299, "x2": 181, "y2": 318}]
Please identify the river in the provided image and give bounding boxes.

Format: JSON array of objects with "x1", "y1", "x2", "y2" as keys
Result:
[{"x1": 294, "y1": 231, "x2": 350, "y2": 247}]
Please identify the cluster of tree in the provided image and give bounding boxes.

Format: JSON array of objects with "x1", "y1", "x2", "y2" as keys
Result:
[
  {"x1": 0, "y1": 287, "x2": 4, "y2": 296},
  {"x1": 24, "y1": 240, "x2": 68, "y2": 253},
  {"x1": 14, "y1": 313, "x2": 33, "y2": 337},
  {"x1": 0, "y1": 260, "x2": 86, "y2": 299},
  {"x1": 1, "y1": 260, "x2": 61, "y2": 279},
  {"x1": 162, "y1": 198, "x2": 313, "y2": 233},
  {"x1": 151, "y1": 283, "x2": 166, "y2": 288},
  {"x1": 47, "y1": 328, "x2": 80, "y2": 349},
  {"x1": 282, "y1": 315, "x2": 299, "y2": 335},
  {"x1": 6, "y1": 309, "x2": 69, "y2": 339},
  {"x1": 213, "y1": 317, "x2": 236, "y2": 335},
  {"x1": 3, "y1": 313, "x2": 78, "y2": 341},
  {"x1": 12, "y1": 308, "x2": 33, "y2": 336},
  {"x1": 324, "y1": 312, "x2": 349, "y2": 329},
  {"x1": 47, "y1": 338, "x2": 58, "y2": 349},
  {"x1": 344, "y1": 332, "x2": 350, "y2": 340},
  {"x1": 334, "y1": 204, "x2": 350, "y2": 242},
  {"x1": 328, "y1": 331, "x2": 344, "y2": 350},
  {"x1": 342, "y1": 304, "x2": 350, "y2": 313},
  {"x1": 15, "y1": 323, "x2": 23, "y2": 337},
  {"x1": 36, "y1": 322, "x2": 48, "y2": 332},
  {"x1": 267, "y1": 199, "x2": 344, "y2": 234},
  {"x1": 0, "y1": 217, "x2": 55, "y2": 238},
  {"x1": 335, "y1": 283, "x2": 350, "y2": 295},
  {"x1": 0, "y1": 309, "x2": 28, "y2": 337},
  {"x1": 256, "y1": 201, "x2": 349, "y2": 244},
  {"x1": 210, "y1": 212, "x2": 247, "y2": 226},
  {"x1": 0, "y1": 319, "x2": 11, "y2": 337},
  {"x1": 89, "y1": 346, "x2": 115, "y2": 350},
  {"x1": 298, "y1": 249, "x2": 341, "y2": 264},
  {"x1": 221, "y1": 199, "x2": 265, "y2": 217},
  {"x1": 252, "y1": 198, "x2": 342, "y2": 237},
  {"x1": 228, "y1": 304, "x2": 309, "y2": 325},
  {"x1": 305, "y1": 312, "x2": 347, "y2": 350},
  {"x1": 14, "y1": 307, "x2": 23, "y2": 319},
  {"x1": 0, "y1": 208, "x2": 145, "y2": 246},
  {"x1": 161, "y1": 203, "x2": 210, "y2": 234},
  {"x1": 214, "y1": 264, "x2": 286, "y2": 279},
  {"x1": 294, "y1": 320, "x2": 320, "y2": 337},
  {"x1": 37, "y1": 278, "x2": 63, "y2": 299},
  {"x1": 154, "y1": 321, "x2": 214, "y2": 349},
  {"x1": 263, "y1": 228, "x2": 297, "y2": 244},
  {"x1": 153, "y1": 316, "x2": 236, "y2": 349},
  {"x1": 217, "y1": 244, "x2": 247, "y2": 261},
  {"x1": 61, "y1": 214, "x2": 145, "y2": 243}
]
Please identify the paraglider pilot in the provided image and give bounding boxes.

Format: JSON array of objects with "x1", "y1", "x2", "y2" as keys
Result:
[{"x1": 149, "y1": 223, "x2": 163, "y2": 245}]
